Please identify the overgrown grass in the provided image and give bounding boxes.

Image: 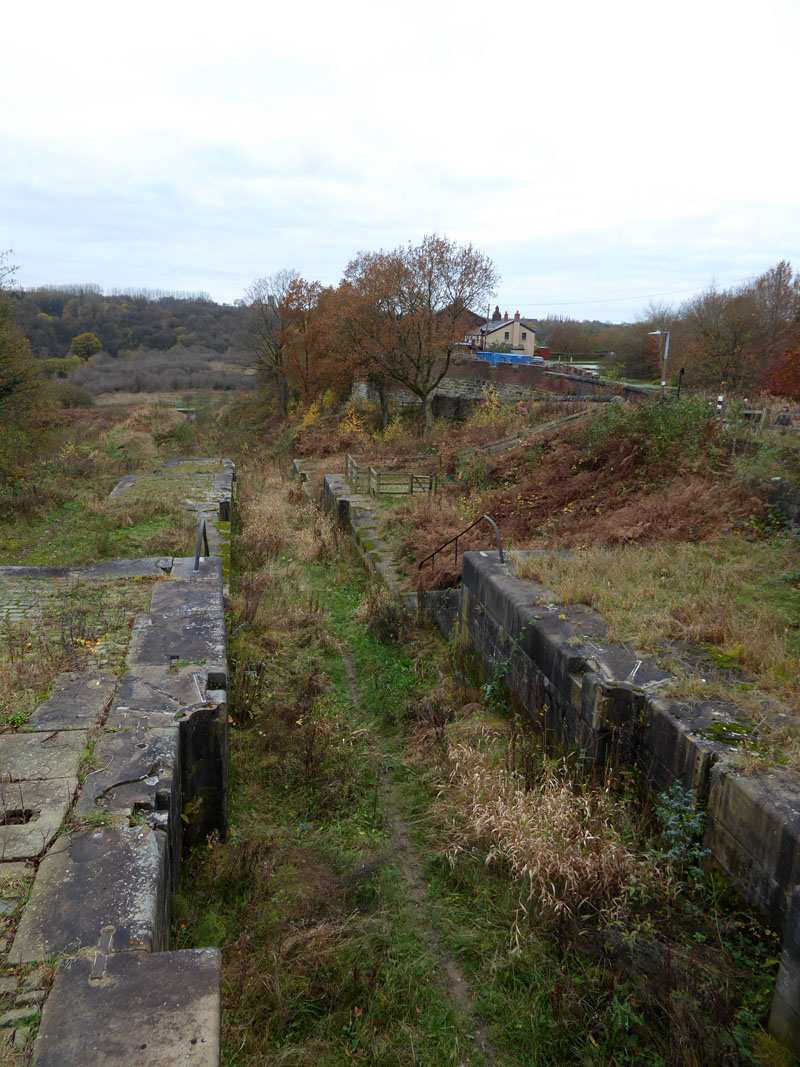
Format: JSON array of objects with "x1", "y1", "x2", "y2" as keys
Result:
[
  {"x1": 174, "y1": 457, "x2": 786, "y2": 1067},
  {"x1": 0, "y1": 493, "x2": 196, "y2": 565},
  {"x1": 176, "y1": 465, "x2": 475, "y2": 1064},
  {"x1": 514, "y1": 536, "x2": 800, "y2": 736},
  {"x1": 0, "y1": 578, "x2": 155, "y2": 729}
]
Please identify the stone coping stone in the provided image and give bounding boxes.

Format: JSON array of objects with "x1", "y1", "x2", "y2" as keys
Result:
[
  {"x1": 106, "y1": 664, "x2": 209, "y2": 729},
  {"x1": 0, "y1": 731, "x2": 87, "y2": 783},
  {"x1": 0, "y1": 778, "x2": 76, "y2": 860},
  {"x1": 26, "y1": 670, "x2": 117, "y2": 732},
  {"x1": 75, "y1": 728, "x2": 179, "y2": 822},
  {"x1": 31, "y1": 947, "x2": 221, "y2": 1067},
  {"x1": 108, "y1": 474, "x2": 142, "y2": 498},
  {"x1": 0, "y1": 559, "x2": 172, "y2": 580},
  {"x1": 706, "y1": 763, "x2": 800, "y2": 930},
  {"x1": 128, "y1": 577, "x2": 227, "y2": 689},
  {"x1": 638, "y1": 696, "x2": 725, "y2": 795},
  {"x1": 8, "y1": 824, "x2": 168, "y2": 963},
  {"x1": 149, "y1": 577, "x2": 225, "y2": 619},
  {"x1": 170, "y1": 556, "x2": 223, "y2": 582},
  {"x1": 165, "y1": 456, "x2": 233, "y2": 471},
  {"x1": 127, "y1": 616, "x2": 226, "y2": 690}
]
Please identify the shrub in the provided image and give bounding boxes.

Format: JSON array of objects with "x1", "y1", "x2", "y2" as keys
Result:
[
  {"x1": 355, "y1": 581, "x2": 410, "y2": 643},
  {"x1": 48, "y1": 381, "x2": 94, "y2": 408},
  {"x1": 582, "y1": 395, "x2": 723, "y2": 470}
]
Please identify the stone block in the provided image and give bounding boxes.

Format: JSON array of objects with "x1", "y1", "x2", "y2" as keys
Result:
[
  {"x1": 27, "y1": 670, "x2": 117, "y2": 732},
  {"x1": 180, "y1": 701, "x2": 229, "y2": 844},
  {"x1": 106, "y1": 664, "x2": 210, "y2": 730},
  {"x1": 31, "y1": 948, "x2": 220, "y2": 1067},
  {"x1": 0, "y1": 732, "x2": 87, "y2": 783},
  {"x1": 638, "y1": 697, "x2": 733, "y2": 798},
  {"x1": 108, "y1": 474, "x2": 141, "y2": 498},
  {"x1": 170, "y1": 556, "x2": 223, "y2": 582},
  {"x1": 0, "y1": 778, "x2": 76, "y2": 861},
  {"x1": 8, "y1": 824, "x2": 169, "y2": 963},
  {"x1": 127, "y1": 578, "x2": 227, "y2": 689},
  {"x1": 769, "y1": 886, "x2": 800, "y2": 1055},
  {"x1": 74, "y1": 729, "x2": 180, "y2": 880},
  {"x1": 76, "y1": 559, "x2": 172, "y2": 578},
  {"x1": 706, "y1": 764, "x2": 800, "y2": 930}
]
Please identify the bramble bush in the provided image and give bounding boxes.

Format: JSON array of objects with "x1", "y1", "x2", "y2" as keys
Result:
[{"x1": 582, "y1": 395, "x2": 723, "y2": 470}]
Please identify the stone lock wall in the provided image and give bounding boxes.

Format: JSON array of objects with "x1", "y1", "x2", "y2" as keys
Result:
[
  {"x1": 315, "y1": 458, "x2": 800, "y2": 1055},
  {"x1": 0, "y1": 458, "x2": 234, "y2": 1066},
  {"x1": 437, "y1": 551, "x2": 800, "y2": 1055}
]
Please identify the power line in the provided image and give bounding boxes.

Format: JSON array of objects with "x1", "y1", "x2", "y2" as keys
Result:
[{"x1": 499, "y1": 274, "x2": 760, "y2": 311}]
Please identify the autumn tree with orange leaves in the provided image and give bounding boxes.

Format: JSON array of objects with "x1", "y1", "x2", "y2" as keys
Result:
[
  {"x1": 766, "y1": 348, "x2": 800, "y2": 400},
  {"x1": 341, "y1": 235, "x2": 498, "y2": 430}
]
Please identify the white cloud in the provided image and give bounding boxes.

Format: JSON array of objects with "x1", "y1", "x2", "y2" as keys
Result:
[{"x1": 2, "y1": 0, "x2": 799, "y2": 316}]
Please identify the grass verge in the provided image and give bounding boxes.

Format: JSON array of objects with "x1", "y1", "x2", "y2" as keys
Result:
[{"x1": 515, "y1": 534, "x2": 800, "y2": 763}]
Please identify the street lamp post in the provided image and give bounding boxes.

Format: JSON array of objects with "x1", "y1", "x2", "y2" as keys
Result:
[{"x1": 647, "y1": 330, "x2": 671, "y2": 395}]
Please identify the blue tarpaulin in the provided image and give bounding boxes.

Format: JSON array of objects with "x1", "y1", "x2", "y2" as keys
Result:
[{"x1": 476, "y1": 351, "x2": 533, "y2": 367}]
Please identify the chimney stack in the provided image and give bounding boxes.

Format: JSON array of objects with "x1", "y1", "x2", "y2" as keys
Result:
[{"x1": 514, "y1": 311, "x2": 520, "y2": 322}]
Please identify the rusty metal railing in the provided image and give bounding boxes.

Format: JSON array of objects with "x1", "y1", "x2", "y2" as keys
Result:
[{"x1": 417, "y1": 514, "x2": 504, "y2": 571}]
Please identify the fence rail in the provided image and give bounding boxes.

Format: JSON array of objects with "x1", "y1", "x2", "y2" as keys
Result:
[
  {"x1": 345, "y1": 453, "x2": 439, "y2": 496},
  {"x1": 367, "y1": 468, "x2": 437, "y2": 495}
]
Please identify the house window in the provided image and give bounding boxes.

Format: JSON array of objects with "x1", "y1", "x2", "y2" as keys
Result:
[
  {"x1": 504, "y1": 331, "x2": 510, "y2": 340},
  {"x1": 521, "y1": 332, "x2": 527, "y2": 340}
]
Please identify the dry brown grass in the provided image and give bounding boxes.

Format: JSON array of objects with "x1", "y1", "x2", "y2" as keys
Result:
[
  {"x1": 239, "y1": 493, "x2": 289, "y2": 563},
  {"x1": 354, "y1": 580, "x2": 411, "y2": 643},
  {"x1": 447, "y1": 733, "x2": 663, "y2": 923},
  {"x1": 515, "y1": 537, "x2": 799, "y2": 699}
]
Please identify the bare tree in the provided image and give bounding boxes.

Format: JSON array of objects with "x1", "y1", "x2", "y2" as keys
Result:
[
  {"x1": 341, "y1": 235, "x2": 498, "y2": 429},
  {"x1": 680, "y1": 284, "x2": 758, "y2": 390},
  {"x1": 0, "y1": 250, "x2": 17, "y2": 290},
  {"x1": 242, "y1": 269, "x2": 301, "y2": 412},
  {"x1": 750, "y1": 260, "x2": 800, "y2": 375}
]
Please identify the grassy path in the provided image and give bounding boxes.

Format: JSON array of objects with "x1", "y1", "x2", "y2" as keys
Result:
[
  {"x1": 340, "y1": 649, "x2": 499, "y2": 1066},
  {"x1": 174, "y1": 467, "x2": 499, "y2": 1065}
]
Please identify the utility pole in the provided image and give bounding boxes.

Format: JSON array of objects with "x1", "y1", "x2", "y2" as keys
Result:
[{"x1": 648, "y1": 330, "x2": 671, "y2": 396}]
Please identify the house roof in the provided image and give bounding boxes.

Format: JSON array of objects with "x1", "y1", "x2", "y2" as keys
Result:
[{"x1": 479, "y1": 318, "x2": 537, "y2": 336}]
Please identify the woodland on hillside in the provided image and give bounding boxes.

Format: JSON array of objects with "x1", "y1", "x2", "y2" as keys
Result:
[
  {"x1": 5, "y1": 245, "x2": 800, "y2": 421},
  {"x1": 11, "y1": 283, "x2": 245, "y2": 361}
]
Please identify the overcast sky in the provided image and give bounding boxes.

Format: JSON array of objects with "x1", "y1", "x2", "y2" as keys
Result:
[{"x1": 3, "y1": 0, "x2": 799, "y2": 322}]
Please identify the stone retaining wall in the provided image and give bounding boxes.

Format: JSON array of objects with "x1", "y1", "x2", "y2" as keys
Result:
[
  {"x1": 0, "y1": 458, "x2": 235, "y2": 1065},
  {"x1": 440, "y1": 551, "x2": 800, "y2": 1054},
  {"x1": 352, "y1": 360, "x2": 649, "y2": 421},
  {"x1": 314, "y1": 458, "x2": 800, "y2": 1055}
]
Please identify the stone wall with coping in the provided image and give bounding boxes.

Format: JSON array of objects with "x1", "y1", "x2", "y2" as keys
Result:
[
  {"x1": 0, "y1": 557, "x2": 228, "y2": 1066},
  {"x1": 0, "y1": 457, "x2": 235, "y2": 1066},
  {"x1": 436, "y1": 551, "x2": 800, "y2": 1055},
  {"x1": 314, "y1": 455, "x2": 800, "y2": 1055}
]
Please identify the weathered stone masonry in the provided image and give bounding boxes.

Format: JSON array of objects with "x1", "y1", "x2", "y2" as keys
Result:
[
  {"x1": 0, "y1": 458, "x2": 234, "y2": 1066},
  {"x1": 435, "y1": 552, "x2": 800, "y2": 1055},
  {"x1": 317, "y1": 465, "x2": 800, "y2": 1055}
]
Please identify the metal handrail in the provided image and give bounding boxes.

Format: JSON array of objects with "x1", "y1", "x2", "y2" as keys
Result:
[
  {"x1": 417, "y1": 513, "x2": 504, "y2": 571},
  {"x1": 194, "y1": 515, "x2": 210, "y2": 572}
]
